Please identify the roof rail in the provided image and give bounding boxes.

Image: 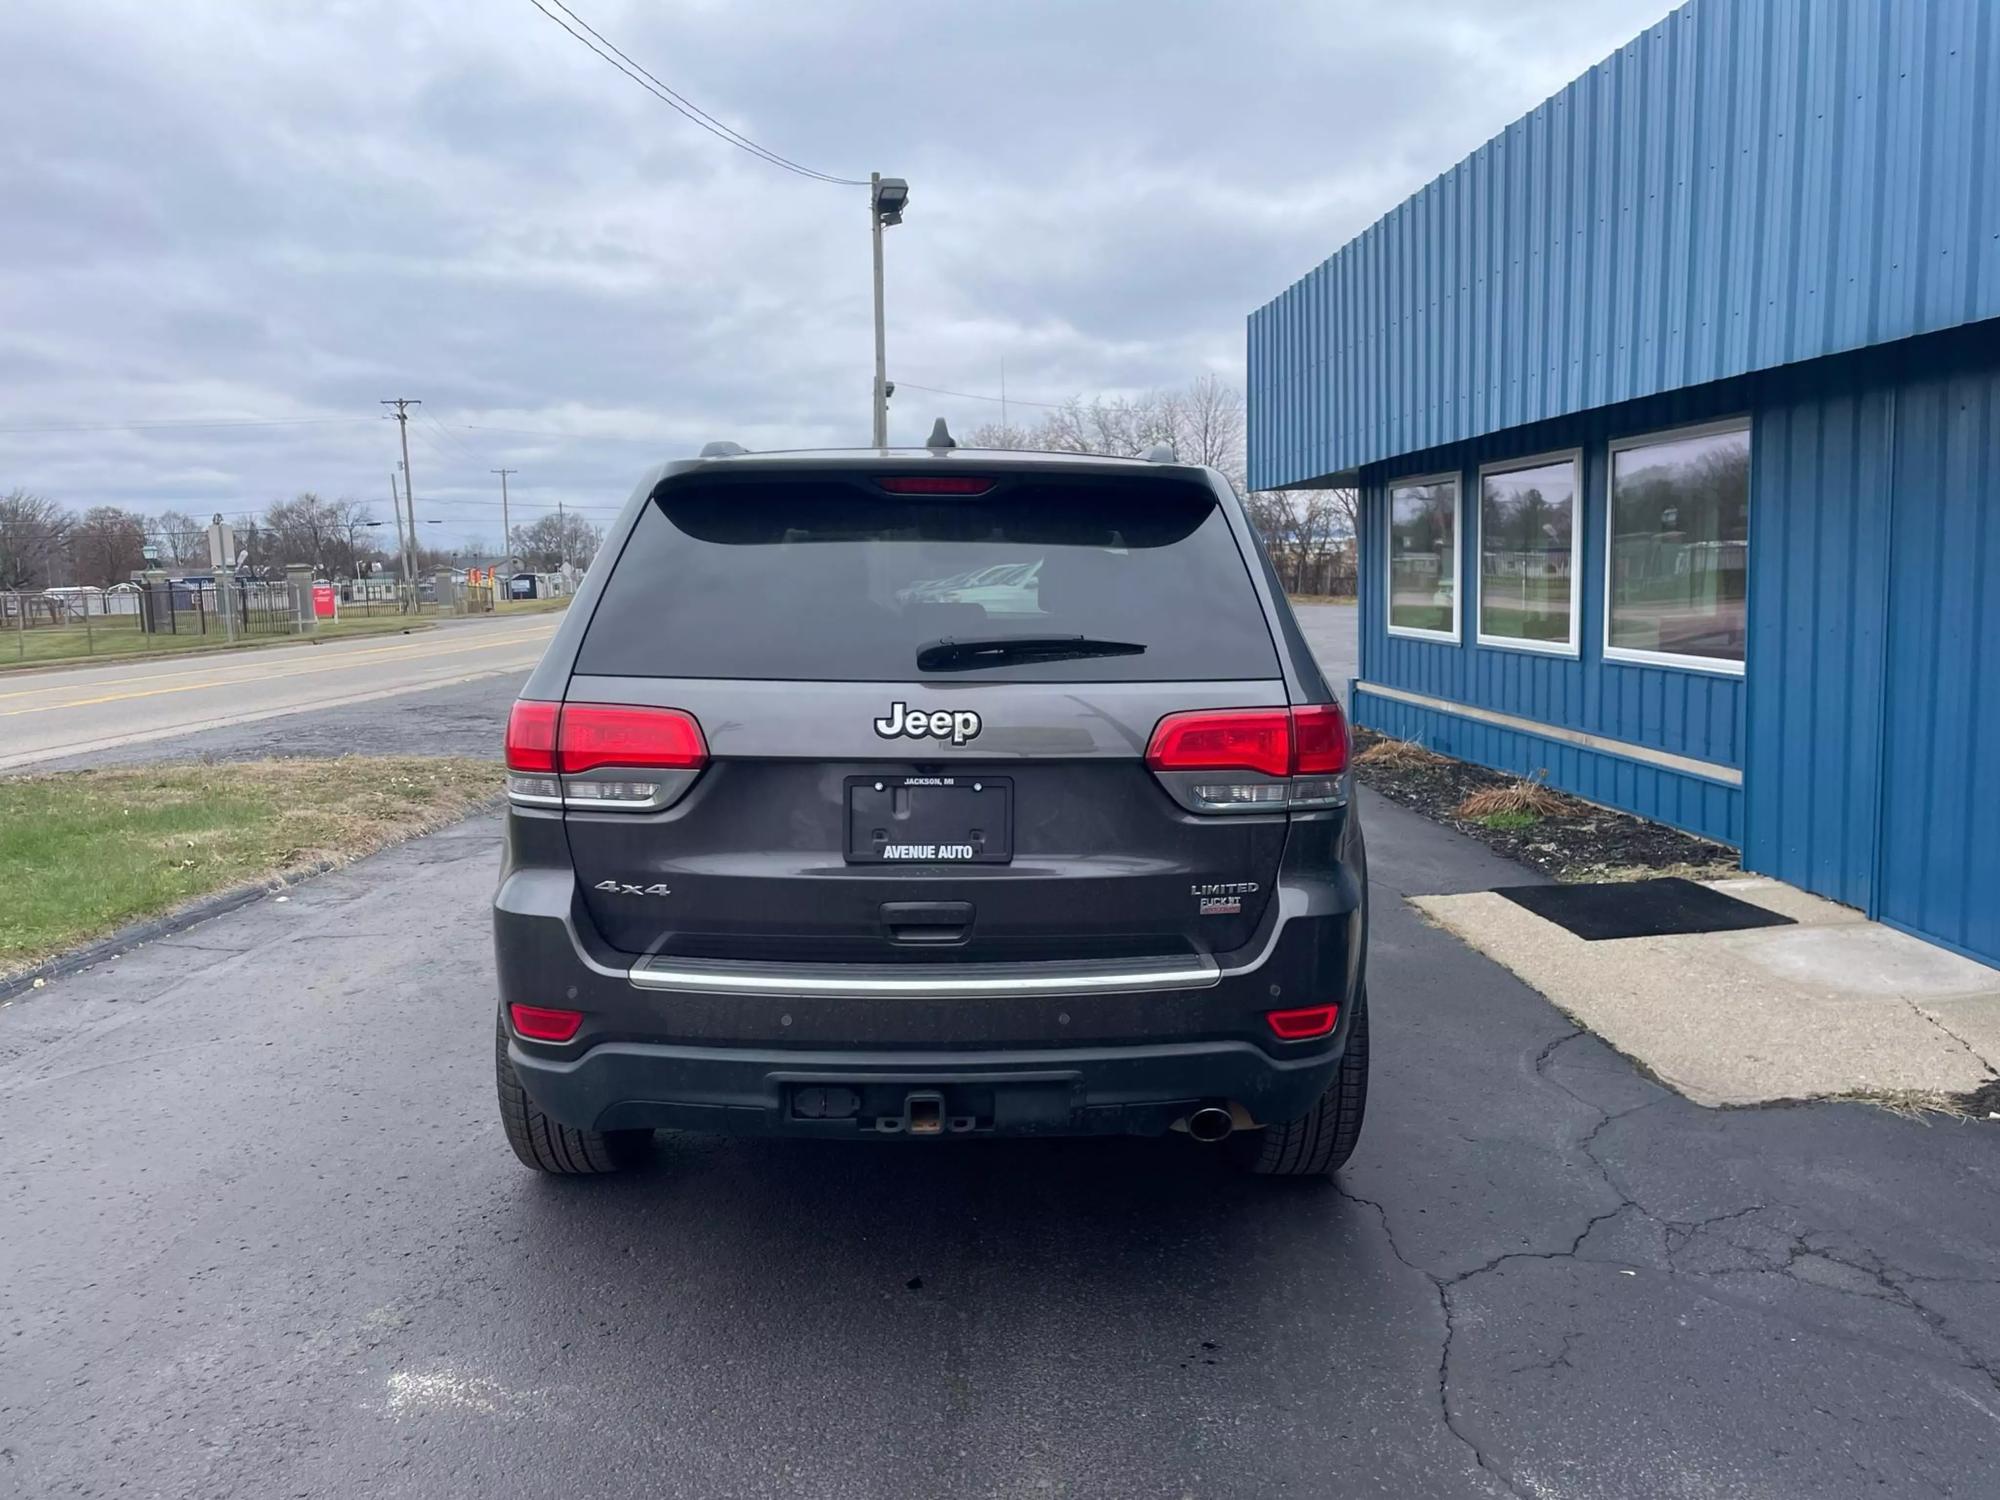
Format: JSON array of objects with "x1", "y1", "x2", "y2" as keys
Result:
[{"x1": 699, "y1": 440, "x2": 748, "y2": 458}]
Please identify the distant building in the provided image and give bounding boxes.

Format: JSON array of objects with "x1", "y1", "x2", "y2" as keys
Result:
[{"x1": 1248, "y1": 0, "x2": 1999, "y2": 967}]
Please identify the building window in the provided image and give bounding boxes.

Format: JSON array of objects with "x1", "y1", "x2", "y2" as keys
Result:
[
  {"x1": 1477, "y1": 450, "x2": 1580, "y2": 653},
  {"x1": 1604, "y1": 420, "x2": 1749, "y2": 672},
  {"x1": 1386, "y1": 473, "x2": 1459, "y2": 640}
]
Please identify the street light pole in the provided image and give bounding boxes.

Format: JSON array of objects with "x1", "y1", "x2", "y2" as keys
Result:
[
  {"x1": 871, "y1": 173, "x2": 887, "y2": 447},
  {"x1": 868, "y1": 175, "x2": 908, "y2": 448}
]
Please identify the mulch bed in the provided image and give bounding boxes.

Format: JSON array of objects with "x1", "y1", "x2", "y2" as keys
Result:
[{"x1": 1350, "y1": 728, "x2": 1740, "y2": 884}]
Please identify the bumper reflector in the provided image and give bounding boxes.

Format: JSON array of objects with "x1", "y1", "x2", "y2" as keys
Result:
[
  {"x1": 1266, "y1": 1003, "x2": 1339, "y2": 1041},
  {"x1": 510, "y1": 1004, "x2": 584, "y2": 1043}
]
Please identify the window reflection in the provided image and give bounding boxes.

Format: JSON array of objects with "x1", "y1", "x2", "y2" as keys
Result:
[
  {"x1": 1389, "y1": 478, "x2": 1457, "y2": 636},
  {"x1": 1608, "y1": 426, "x2": 1749, "y2": 665},
  {"x1": 1479, "y1": 457, "x2": 1577, "y2": 647}
]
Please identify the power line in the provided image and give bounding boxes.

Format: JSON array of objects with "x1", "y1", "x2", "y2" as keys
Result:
[
  {"x1": 524, "y1": 0, "x2": 867, "y2": 186},
  {"x1": 895, "y1": 380, "x2": 1071, "y2": 411},
  {"x1": 418, "y1": 409, "x2": 488, "y2": 463},
  {"x1": 0, "y1": 418, "x2": 376, "y2": 434}
]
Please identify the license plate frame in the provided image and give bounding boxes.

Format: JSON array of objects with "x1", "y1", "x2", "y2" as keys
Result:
[{"x1": 845, "y1": 775, "x2": 1013, "y2": 865}]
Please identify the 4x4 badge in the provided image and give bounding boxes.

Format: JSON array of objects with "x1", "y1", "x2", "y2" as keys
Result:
[
  {"x1": 595, "y1": 880, "x2": 672, "y2": 897},
  {"x1": 874, "y1": 701, "x2": 982, "y2": 745}
]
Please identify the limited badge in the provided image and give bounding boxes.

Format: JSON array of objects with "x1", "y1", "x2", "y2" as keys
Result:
[{"x1": 1192, "y1": 880, "x2": 1258, "y2": 916}]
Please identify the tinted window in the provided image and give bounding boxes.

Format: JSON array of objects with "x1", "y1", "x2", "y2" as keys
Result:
[
  {"x1": 1608, "y1": 425, "x2": 1749, "y2": 665},
  {"x1": 576, "y1": 476, "x2": 1281, "y2": 682}
]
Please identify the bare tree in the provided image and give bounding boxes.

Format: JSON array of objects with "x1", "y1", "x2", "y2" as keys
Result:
[
  {"x1": 510, "y1": 512, "x2": 604, "y2": 572},
  {"x1": 262, "y1": 493, "x2": 343, "y2": 576},
  {"x1": 71, "y1": 506, "x2": 149, "y2": 588},
  {"x1": 964, "y1": 420, "x2": 1035, "y2": 450},
  {"x1": 326, "y1": 498, "x2": 380, "y2": 581},
  {"x1": 153, "y1": 509, "x2": 211, "y2": 570},
  {"x1": 1171, "y1": 372, "x2": 1246, "y2": 479},
  {"x1": 0, "y1": 489, "x2": 73, "y2": 591}
]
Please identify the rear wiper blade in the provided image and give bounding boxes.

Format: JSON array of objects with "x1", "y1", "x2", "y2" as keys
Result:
[{"x1": 916, "y1": 634, "x2": 1147, "y2": 672}]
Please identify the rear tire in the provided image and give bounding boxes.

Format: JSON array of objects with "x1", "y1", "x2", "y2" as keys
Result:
[
  {"x1": 1231, "y1": 990, "x2": 1369, "y2": 1178},
  {"x1": 495, "y1": 1014, "x2": 651, "y2": 1174}
]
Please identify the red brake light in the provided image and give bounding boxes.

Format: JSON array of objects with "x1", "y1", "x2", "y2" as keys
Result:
[
  {"x1": 510, "y1": 1004, "x2": 583, "y2": 1043},
  {"x1": 557, "y1": 703, "x2": 707, "y2": 773},
  {"x1": 1266, "y1": 1003, "x2": 1339, "y2": 1041},
  {"x1": 875, "y1": 475, "x2": 995, "y2": 494},
  {"x1": 505, "y1": 700, "x2": 559, "y2": 773},
  {"x1": 1292, "y1": 702, "x2": 1350, "y2": 775},
  {"x1": 1145, "y1": 709, "x2": 1292, "y2": 778}
]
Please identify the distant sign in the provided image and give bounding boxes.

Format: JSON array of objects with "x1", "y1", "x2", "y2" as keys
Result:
[{"x1": 311, "y1": 585, "x2": 337, "y2": 619}]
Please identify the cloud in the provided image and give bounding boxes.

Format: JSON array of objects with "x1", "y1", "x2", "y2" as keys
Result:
[{"x1": 0, "y1": 0, "x2": 1675, "y2": 534}]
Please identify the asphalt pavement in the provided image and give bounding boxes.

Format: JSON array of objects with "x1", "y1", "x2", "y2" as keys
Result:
[
  {"x1": 0, "y1": 614, "x2": 558, "y2": 771},
  {"x1": 3, "y1": 602, "x2": 1998, "y2": 1498}
]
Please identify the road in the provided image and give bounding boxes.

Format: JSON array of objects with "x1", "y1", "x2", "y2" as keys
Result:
[
  {"x1": 2, "y1": 602, "x2": 1997, "y2": 1498},
  {"x1": 0, "y1": 615, "x2": 559, "y2": 771}
]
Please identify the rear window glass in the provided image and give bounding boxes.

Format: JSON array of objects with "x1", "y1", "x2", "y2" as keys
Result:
[{"x1": 574, "y1": 475, "x2": 1281, "y2": 682}]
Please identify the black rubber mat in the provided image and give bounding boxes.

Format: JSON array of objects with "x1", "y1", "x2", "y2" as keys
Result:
[{"x1": 1495, "y1": 877, "x2": 1796, "y2": 941}]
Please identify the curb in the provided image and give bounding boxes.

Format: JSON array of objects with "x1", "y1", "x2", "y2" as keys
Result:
[{"x1": 0, "y1": 861, "x2": 338, "y2": 1003}]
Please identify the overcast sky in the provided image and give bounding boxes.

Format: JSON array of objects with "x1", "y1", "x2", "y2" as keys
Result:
[{"x1": 1, "y1": 0, "x2": 1672, "y2": 545}]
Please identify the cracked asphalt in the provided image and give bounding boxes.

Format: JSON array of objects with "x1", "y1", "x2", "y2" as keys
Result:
[{"x1": 4, "y1": 606, "x2": 1998, "y2": 1497}]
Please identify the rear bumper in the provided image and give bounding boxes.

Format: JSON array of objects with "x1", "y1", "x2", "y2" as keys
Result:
[
  {"x1": 492, "y1": 807, "x2": 1366, "y2": 1139},
  {"x1": 507, "y1": 1035, "x2": 1344, "y2": 1138}
]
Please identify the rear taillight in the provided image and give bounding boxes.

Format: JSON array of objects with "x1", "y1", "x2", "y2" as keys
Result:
[
  {"x1": 556, "y1": 704, "x2": 707, "y2": 773},
  {"x1": 505, "y1": 700, "x2": 560, "y2": 773},
  {"x1": 1145, "y1": 702, "x2": 1349, "y2": 813},
  {"x1": 505, "y1": 701, "x2": 708, "y2": 811}
]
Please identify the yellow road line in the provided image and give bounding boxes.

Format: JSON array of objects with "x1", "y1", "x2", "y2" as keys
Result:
[
  {"x1": 0, "y1": 622, "x2": 556, "y2": 703},
  {"x1": 0, "y1": 655, "x2": 546, "y2": 771},
  {"x1": 2, "y1": 629, "x2": 556, "y2": 718}
]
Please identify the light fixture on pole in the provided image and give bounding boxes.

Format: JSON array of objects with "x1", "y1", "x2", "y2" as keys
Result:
[{"x1": 869, "y1": 174, "x2": 909, "y2": 447}]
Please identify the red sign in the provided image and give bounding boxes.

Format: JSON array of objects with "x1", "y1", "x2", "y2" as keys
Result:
[{"x1": 312, "y1": 585, "x2": 337, "y2": 619}]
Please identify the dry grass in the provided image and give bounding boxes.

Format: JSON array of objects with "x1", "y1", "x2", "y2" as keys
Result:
[
  {"x1": 1454, "y1": 776, "x2": 1575, "y2": 821},
  {"x1": 1, "y1": 756, "x2": 499, "y2": 978},
  {"x1": 1845, "y1": 1088, "x2": 1980, "y2": 1122},
  {"x1": 1571, "y1": 858, "x2": 1745, "y2": 884},
  {"x1": 1354, "y1": 737, "x2": 1443, "y2": 770}
]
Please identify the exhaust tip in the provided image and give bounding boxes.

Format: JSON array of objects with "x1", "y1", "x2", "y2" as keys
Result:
[{"x1": 1185, "y1": 1106, "x2": 1235, "y2": 1143}]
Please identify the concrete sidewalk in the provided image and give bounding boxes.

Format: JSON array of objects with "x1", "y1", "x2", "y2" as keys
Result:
[{"x1": 1415, "y1": 876, "x2": 2000, "y2": 1107}]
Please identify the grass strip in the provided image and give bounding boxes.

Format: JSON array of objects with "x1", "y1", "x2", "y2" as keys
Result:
[
  {"x1": 2, "y1": 613, "x2": 429, "y2": 671},
  {"x1": 0, "y1": 756, "x2": 498, "y2": 977}
]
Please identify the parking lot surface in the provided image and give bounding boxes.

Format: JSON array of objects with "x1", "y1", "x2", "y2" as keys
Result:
[{"x1": 4, "y1": 601, "x2": 1996, "y2": 1498}]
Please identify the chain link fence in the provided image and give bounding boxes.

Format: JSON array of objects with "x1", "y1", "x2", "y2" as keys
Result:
[{"x1": 1268, "y1": 554, "x2": 1358, "y2": 599}]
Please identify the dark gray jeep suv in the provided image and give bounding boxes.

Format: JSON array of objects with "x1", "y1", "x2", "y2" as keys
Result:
[{"x1": 493, "y1": 440, "x2": 1368, "y2": 1177}]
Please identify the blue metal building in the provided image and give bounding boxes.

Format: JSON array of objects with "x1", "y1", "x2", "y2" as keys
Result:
[{"x1": 1247, "y1": 0, "x2": 2000, "y2": 967}]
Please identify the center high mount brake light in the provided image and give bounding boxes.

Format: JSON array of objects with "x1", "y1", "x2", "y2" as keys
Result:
[{"x1": 875, "y1": 475, "x2": 995, "y2": 495}]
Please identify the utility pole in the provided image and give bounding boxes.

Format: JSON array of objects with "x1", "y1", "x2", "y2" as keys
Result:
[
  {"x1": 557, "y1": 498, "x2": 567, "y2": 571},
  {"x1": 491, "y1": 469, "x2": 517, "y2": 571},
  {"x1": 381, "y1": 398, "x2": 420, "y2": 588},
  {"x1": 389, "y1": 472, "x2": 411, "y2": 587}
]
